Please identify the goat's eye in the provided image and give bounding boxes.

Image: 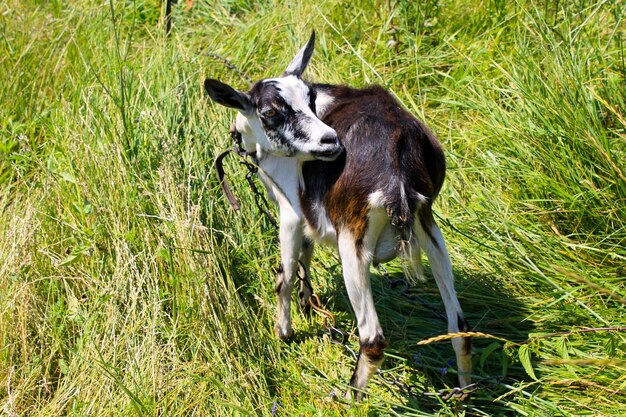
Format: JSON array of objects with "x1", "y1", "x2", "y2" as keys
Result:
[{"x1": 262, "y1": 108, "x2": 277, "y2": 118}]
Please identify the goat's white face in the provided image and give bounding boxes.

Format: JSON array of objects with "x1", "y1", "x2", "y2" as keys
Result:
[{"x1": 205, "y1": 31, "x2": 343, "y2": 161}]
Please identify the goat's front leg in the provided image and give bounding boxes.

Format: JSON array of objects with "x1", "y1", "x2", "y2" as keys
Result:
[
  {"x1": 274, "y1": 207, "x2": 303, "y2": 340},
  {"x1": 338, "y1": 230, "x2": 385, "y2": 401}
]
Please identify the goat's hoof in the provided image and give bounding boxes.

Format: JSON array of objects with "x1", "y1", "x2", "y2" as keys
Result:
[
  {"x1": 274, "y1": 326, "x2": 294, "y2": 341},
  {"x1": 345, "y1": 387, "x2": 366, "y2": 402}
]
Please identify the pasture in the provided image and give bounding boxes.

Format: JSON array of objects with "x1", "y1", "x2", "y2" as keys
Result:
[{"x1": 1, "y1": 0, "x2": 625, "y2": 415}]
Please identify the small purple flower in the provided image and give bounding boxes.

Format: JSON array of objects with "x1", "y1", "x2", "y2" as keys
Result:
[
  {"x1": 447, "y1": 357, "x2": 456, "y2": 367},
  {"x1": 329, "y1": 389, "x2": 336, "y2": 398},
  {"x1": 413, "y1": 352, "x2": 421, "y2": 365},
  {"x1": 271, "y1": 402, "x2": 278, "y2": 415},
  {"x1": 441, "y1": 367, "x2": 448, "y2": 375}
]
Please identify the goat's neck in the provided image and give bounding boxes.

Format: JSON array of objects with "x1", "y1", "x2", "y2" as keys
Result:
[{"x1": 257, "y1": 154, "x2": 304, "y2": 218}]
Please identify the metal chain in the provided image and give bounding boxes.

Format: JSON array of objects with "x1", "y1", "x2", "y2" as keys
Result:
[
  {"x1": 225, "y1": 129, "x2": 279, "y2": 230},
  {"x1": 240, "y1": 160, "x2": 279, "y2": 230},
  {"x1": 300, "y1": 266, "x2": 357, "y2": 360},
  {"x1": 378, "y1": 264, "x2": 447, "y2": 321},
  {"x1": 374, "y1": 265, "x2": 521, "y2": 400},
  {"x1": 378, "y1": 371, "x2": 514, "y2": 401},
  {"x1": 303, "y1": 261, "x2": 513, "y2": 401}
]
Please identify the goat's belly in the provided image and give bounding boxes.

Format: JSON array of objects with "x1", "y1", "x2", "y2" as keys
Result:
[
  {"x1": 304, "y1": 217, "x2": 337, "y2": 247},
  {"x1": 372, "y1": 223, "x2": 399, "y2": 264}
]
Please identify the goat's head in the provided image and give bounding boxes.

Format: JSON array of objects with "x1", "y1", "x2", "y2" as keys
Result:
[{"x1": 204, "y1": 31, "x2": 342, "y2": 161}]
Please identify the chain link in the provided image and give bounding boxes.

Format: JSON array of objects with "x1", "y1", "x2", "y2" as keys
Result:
[
  {"x1": 241, "y1": 160, "x2": 279, "y2": 230},
  {"x1": 378, "y1": 371, "x2": 512, "y2": 400},
  {"x1": 379, "y1": 264, "x2": 447, "y2": 321},
  {"x1": 223, "y1": 129, "x2": 280, "y2": 230}
]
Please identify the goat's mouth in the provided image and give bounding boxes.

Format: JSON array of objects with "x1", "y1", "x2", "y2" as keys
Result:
[{"x1": 312, "y1": 147, "x2": 344, "y2": 161}]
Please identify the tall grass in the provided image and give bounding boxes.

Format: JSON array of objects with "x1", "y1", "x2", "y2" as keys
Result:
[{"x1": 1, "y1": 0, "x2": 625, "y2": 415}]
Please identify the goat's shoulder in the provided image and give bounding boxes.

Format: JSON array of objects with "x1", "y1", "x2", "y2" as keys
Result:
[
  {"x1": 313, "y1": 83, "x2": 395, "y2": 115},
  {"x1": 313, "y1": 83, "x2": 422, "y2": 133}
]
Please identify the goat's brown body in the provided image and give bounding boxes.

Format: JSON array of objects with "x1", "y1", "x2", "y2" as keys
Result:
[{"x1": 301, "y1": 84, "x2": 446, "y2": 244}]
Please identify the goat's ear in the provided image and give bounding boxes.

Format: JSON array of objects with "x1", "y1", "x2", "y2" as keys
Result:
[
  {"x1": 283, "y1": 30, "x2": 315, "y2": 77},
  {"x1": 204, "y1": 78, "x2": 253, "y2": 114}
]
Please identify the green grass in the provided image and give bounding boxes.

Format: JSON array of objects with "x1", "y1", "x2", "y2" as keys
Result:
[{"x1": 1, "y1": 0, "x2": 625, "y2": 415}]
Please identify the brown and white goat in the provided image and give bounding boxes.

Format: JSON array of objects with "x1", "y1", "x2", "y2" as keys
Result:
[{"x1": 204, "y1": 31, "x2": 472, "y2": 400}]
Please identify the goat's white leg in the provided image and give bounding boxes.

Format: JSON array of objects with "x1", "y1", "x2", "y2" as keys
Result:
[
  {"x1": 274, "y1": 208, "x2": 303, "y2": 340},
  {"x1": 415, "y1": 210, "x2": 472, "y2": 388},
  {"x1": 297, "y1": 237, "x2": 314, "y2": 311},
  {"x1": 338, "y1": 230, "x2": 385, "y2": 401}
]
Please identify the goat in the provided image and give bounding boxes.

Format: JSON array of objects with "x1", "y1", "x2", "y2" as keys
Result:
[{"x1": 204, "y1": 31, "x2": 472, "y2": 400}]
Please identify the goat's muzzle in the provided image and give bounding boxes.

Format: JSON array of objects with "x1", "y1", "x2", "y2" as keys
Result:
[{"x1": 313, "y1": 144, "x2": 343, "y2": 161}]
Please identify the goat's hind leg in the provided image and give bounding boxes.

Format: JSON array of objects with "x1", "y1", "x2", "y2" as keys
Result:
[
  {"x1": 415, "y1": 208, "x2": 472, "y2": 389},
  {"x1": 297, "y1": 237, "x2": 315, "y2": 312}
]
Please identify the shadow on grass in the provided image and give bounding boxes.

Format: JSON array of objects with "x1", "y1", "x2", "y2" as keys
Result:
[
  {"x1": 219, "y1": 227, "x2": 534, "y2": 414},
  {"x1": 311, "y1": 264, "x2": 534, "y2": 414}
]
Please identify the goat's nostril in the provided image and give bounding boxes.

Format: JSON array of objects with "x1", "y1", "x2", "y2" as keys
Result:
[{"x1": 320, "y1": 135, "x2": 339, "y2": 146}]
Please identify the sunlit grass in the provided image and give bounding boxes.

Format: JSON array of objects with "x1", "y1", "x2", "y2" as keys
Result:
[{"x1": 1, "y1": 0, "x2": 625, "y2": 415}]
